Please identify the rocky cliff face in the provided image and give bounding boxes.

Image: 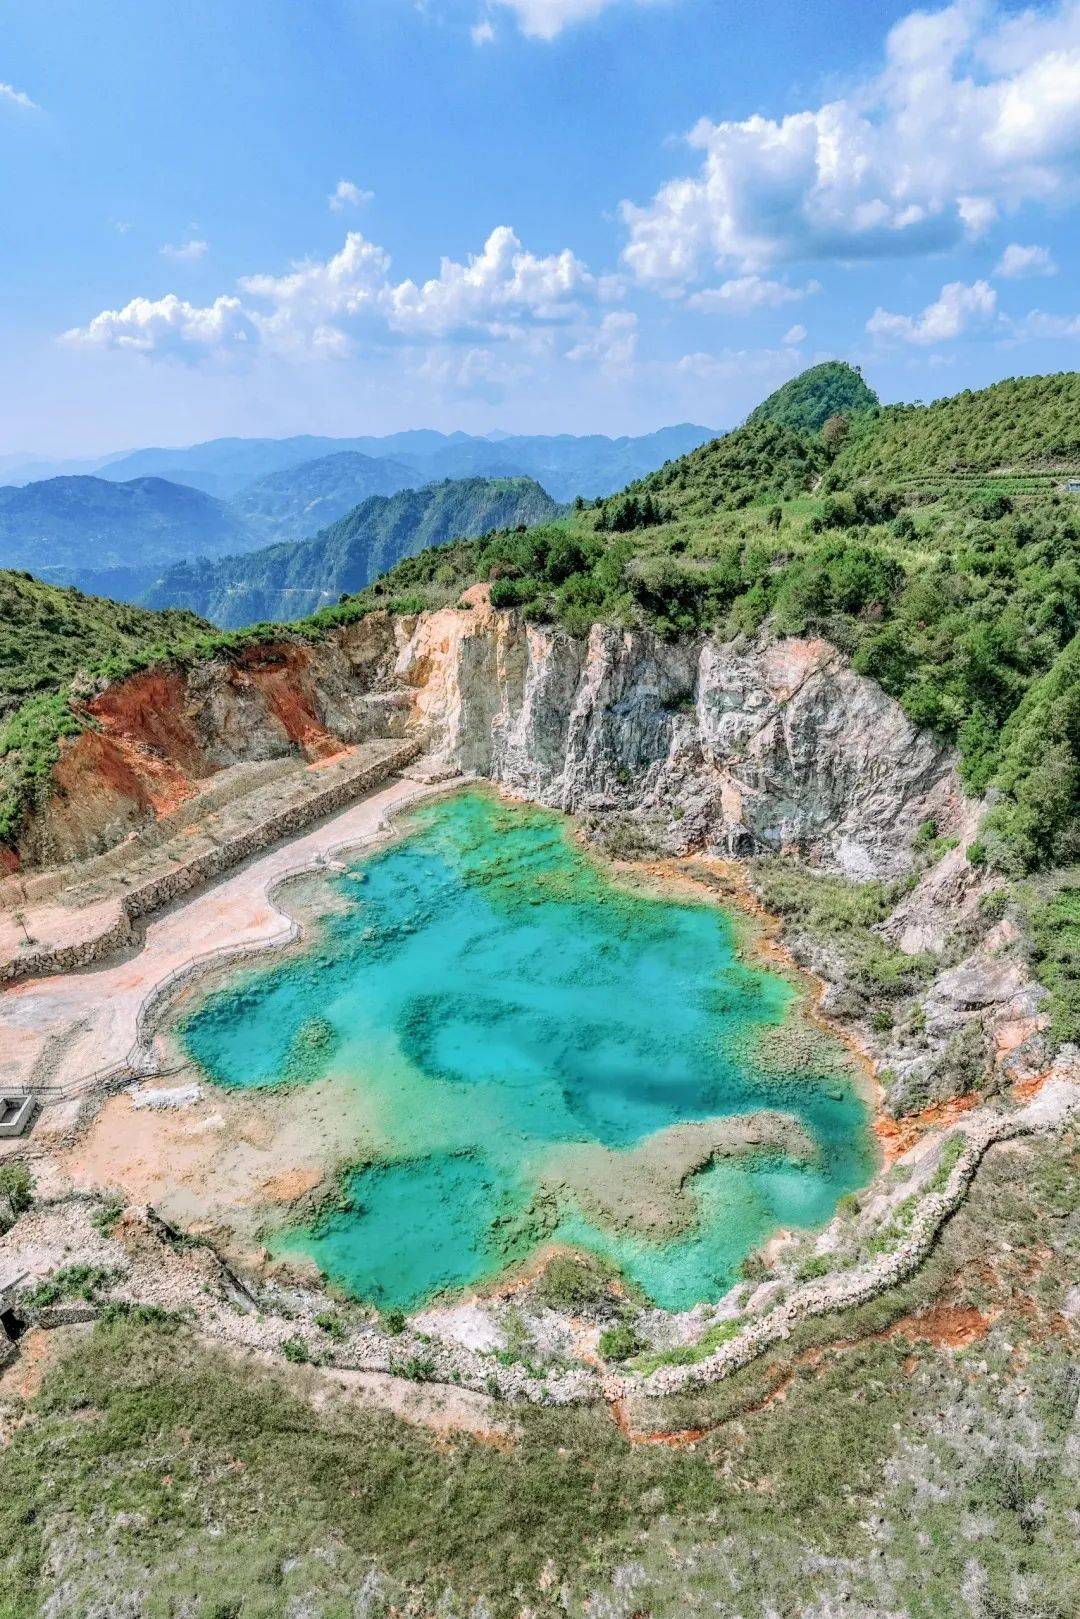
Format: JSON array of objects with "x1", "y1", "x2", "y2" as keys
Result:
[
  {"x1": 394, "y1": 594, "x2": 965, "y2": 879},
  {"x1": 19, "y1": 597, "x2": 965, "y2": 879}
]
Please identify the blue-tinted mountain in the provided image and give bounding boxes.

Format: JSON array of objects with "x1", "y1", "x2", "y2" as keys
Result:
[
  {"x1": 231, "y1": 451, "x2": 421, "y2": 544},
  {"x1": 92, "y1": 424, "x2": 719, "y2": 503},
  {"x1": 0, "y1": 476, "x2": 258, "y2": 588},
  {"x1": 143, "y1": 475, "x2": 558, "y2": 627}
]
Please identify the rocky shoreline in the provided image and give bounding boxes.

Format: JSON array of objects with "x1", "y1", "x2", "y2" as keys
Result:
[
  {"x1": 3, "y1": 1057, "x2": 1075, "y2": 1402},
  {"x1": 2, "y1": 608, "x2": 1076, "y2": 1408}
]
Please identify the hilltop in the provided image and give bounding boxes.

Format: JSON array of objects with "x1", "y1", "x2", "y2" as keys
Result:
[
  {"x1": 833, "y1": 370, "x2": 1080, "y2": 482},
  {"x1": 746, "y1": 360, "x2": 879, "y2": 433}
]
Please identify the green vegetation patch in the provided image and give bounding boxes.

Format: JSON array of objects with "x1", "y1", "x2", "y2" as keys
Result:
[{"x1": 746, "y1": 359, "x2": 879, "y2": 434}]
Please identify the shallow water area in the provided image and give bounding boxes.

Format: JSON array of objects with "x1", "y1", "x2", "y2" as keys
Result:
[{"x1": 182, "y1": 788, "x2": 875, "y2": 1312}]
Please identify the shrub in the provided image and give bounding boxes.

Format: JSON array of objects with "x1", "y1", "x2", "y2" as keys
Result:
[
  {"x1": 0, "y1": 1160, "x2": 34, "y2": 1215},
  {"x1": 533, "y1": 1254, "x2": 612, "y2": 1314},
  {"x1": 598, "y1": 1322, "x2": 644, "y2": 1362},
  {"x1": 25, "y1": 1265, "x2": 113, "y2": 1308},
  {"x1": 795, "y1": 1254, "x2": 831, "y2": 1282}
]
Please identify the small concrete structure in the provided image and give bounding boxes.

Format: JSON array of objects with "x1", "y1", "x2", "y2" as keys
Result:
[
  {"x1": 0, "y1": 1093, "x2": 36, "y2": 1138},
  {"x1": 1066, "y1": 479, "x2": 1080, "y2": 495}
]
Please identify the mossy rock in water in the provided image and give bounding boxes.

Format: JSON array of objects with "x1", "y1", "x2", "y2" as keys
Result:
[{"x1": 281, "y1": 1016, "x2": 339, "y2": 1084}]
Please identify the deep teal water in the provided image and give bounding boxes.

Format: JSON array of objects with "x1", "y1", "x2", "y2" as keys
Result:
[{"x1": 182, "y1": 789, "x2": 875, "y2": 1311}]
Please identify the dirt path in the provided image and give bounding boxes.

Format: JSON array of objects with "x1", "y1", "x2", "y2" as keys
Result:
[{"x1": 0, "y1": 775, "x2": 455, "y2": 1104}]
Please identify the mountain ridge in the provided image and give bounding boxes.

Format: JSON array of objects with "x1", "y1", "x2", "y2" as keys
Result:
[{"x1": 143, "y1": 475, "x2": 559, "y2": 627}]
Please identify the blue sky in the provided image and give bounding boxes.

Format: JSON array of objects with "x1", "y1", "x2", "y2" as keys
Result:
[{"x1": 2, "y1": 0, "x2": 1078, "y2": 454}]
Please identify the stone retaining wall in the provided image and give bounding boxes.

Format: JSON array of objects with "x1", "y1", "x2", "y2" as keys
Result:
[{"x1": 1, "y1": 739, "x2": 419, "y2": 986}]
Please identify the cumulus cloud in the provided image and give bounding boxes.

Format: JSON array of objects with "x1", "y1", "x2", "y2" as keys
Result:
[
  {"x1": 670, "y1": 347, "x2": 804, "y2": 385},
  {"x1": 0, "y1": 81, "x2": 38, "y2": 111},
  {"x1": 686, "y1": 275, "x2": 821, "y2": 314},
  {"x1": 385, "y1": 226, "x2": 593, "y2": 335},
  {"x1": 621, "y1": 1, "x2": 1080, "y2": 284},
  {"x1": 782, "y1": 324, "x2": 807, "y2": 345},
  {"x1": 994, "y1": 241, "x2": 1058, "y2": 277},
  {"x1": 63, "y1": 294, "x2": 256, "y2": 358},
  {"x1": 65, "y1": 225, "x2": 605, "y2": 375},
  {"x1": 866, "y1": 278, "x2": 998, "y2": 345},
  {"x1": 160, "y1": 238, "x2": 208, "y2": 262},
  {"x1": 328, "y1": 179, "x2": 373, "y2": 212}
]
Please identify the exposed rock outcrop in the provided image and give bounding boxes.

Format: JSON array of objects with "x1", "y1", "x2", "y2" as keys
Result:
[
  {"x1": 394, "y1": 600, "x2": 965, "y2": 878},
  {"x1": 14, "y1": 601, "x2": 965, "y2": 879}
]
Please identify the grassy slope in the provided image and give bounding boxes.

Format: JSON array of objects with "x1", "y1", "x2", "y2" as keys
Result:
[
  {"x1": 0, "y1": 1130, "x2": 1074, "y2": 1618},
  {"x1": 0, "y1": 571, "x2": 207, "y2": 715}
]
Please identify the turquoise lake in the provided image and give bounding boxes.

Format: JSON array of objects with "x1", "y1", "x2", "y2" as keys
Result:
[{"x1": 182, "y1": 788, "x2": 875, "y2": 1311}]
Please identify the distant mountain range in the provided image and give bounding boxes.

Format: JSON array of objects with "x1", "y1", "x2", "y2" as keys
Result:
[
  {"x1": 1, "y1": 423, "x2": 718, "y2": 504},
  {"x1": 0, "y1": 423, "x2": 718, "y2": 606},
  {"x1": 143, "y1": 476, "x2": 559, "y2": 627},
  {"x1": 229, "y1": 451, "x2": 421, "y2": 545},
  {"x1": 0, "y1": 476, "x2": 255, "y2": 583}
]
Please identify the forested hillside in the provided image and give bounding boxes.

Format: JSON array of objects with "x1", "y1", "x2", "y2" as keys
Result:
[
  {"x1": 833, "y1": 371, "x2": 1080, "y2": 480},
  {"x1": 746, "y1": 361, "x2": 879, "y2": 433},
  {"x1": 144, "y1": 476, "x2": 559, "y2": 627},
  {"x1": 230, "y1": 451, "x2": 419, "y2": 544},
  {"x1": 345, "y1": 370, "x2": 1080, "y2": 908}
]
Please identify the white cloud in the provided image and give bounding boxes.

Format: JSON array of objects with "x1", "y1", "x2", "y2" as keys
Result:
[
  {"x1": 66, "y1": 225, "x2": 606, "y2": 377},
  {"x1": 160, "y1": 238, "x2": 208, "y2": 262},
  {"x1": 1009, "y1": 309, "x2": 1080, "y2": 339},
  {"x1": 63, "y1": 294, "x2": 256, "y2": 358},
  {"x1": 385, "y1": 226, "x2": 594, "y2": 335},
  {"x1": 866, "y1": 278, "x2": 998, "y2": 345},
  {"x1": 0, "y1": 81, "x2": 38, "y2": 111},
  {"x1": 328, "y1": 179, "x2": 373, "y2": 212},
  {"x1": 670, "y1": 347, "x2": 804, "y2": 384},
  {"x1": 686, "y1": 275, "x2": 820, "y2": 314},
  {"x1": 782, "y1": 323, "x2": 807, "y2": 345},
  {"x1": 471, "y1": 20, "x2": 497, "y2": 44},
  {"x1": 994, "y1": 241, "x2": 1058, "y2": 278},
  {"x1": 488, "y1": 0, "x2": 664, "y2": 41},
  {"x1": 566, "y1": 311, "x2": 638, "y2": 370},
  {"x1": 621, "y1": 1, "x2": 1080, "y2": 283}
]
